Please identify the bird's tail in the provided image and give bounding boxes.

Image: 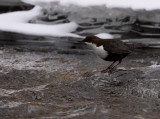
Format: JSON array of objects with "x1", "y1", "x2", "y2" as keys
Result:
[{"x1": 127, "y1": 43, "x2": 148, "y2": 50}]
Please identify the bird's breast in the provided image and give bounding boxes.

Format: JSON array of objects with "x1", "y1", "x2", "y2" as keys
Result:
[
  {"x1": 94, "y1": 45, "x2": 108, "y2": 59},
  {"x1": 86, "y1": 43, "x2": 108, "y2": 59}
]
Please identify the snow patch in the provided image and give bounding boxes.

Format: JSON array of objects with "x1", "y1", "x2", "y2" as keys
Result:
[
  {"x1": 0, "y1": 6, "x2": 80, "y2": 38},
  {"x1": 95, "y1": 33, "x2": 114, "y2": 39}
]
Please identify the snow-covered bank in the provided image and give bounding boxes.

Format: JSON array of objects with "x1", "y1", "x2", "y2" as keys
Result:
[
  {"x1": 0, "y1": 6, "x2": 80, "y2": 38},
  {"x1": 22, "y1": 0, "x2": 160, "y2": 10}
]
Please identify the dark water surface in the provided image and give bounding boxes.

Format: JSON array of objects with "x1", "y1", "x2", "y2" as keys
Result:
[{"x1": 0, "y1": 3, "x2": 160, "y2": 119}]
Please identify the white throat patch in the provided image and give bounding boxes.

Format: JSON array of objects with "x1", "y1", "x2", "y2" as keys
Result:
[{"x1": 85, "y1": 42, "x2": 108, "y2": 59}]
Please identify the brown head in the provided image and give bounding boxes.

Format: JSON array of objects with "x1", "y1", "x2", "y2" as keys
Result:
[{"x1": 81, "y1": 35, "x2": 102, "y2": 46}]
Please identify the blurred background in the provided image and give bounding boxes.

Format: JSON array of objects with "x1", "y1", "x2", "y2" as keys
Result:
[{"x1": 0, "y1": 0, "x2": 33, "y2": 13}]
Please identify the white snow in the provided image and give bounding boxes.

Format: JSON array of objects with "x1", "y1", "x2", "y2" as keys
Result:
[
  {"x1": 0, "y1": 6, "x2": 80, "y2": 38},
  {"x1": 95, "y1": 33, "x2": 114, "y2": 39},
  {"x1": 22, "y1": 0, "x2": 160, "y2": 10}
]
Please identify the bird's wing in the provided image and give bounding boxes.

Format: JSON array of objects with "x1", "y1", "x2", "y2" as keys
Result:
[{"x1": 103, "y1": 40, "x2": 131, "y2": 54}]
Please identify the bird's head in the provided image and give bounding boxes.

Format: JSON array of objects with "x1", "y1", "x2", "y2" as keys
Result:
[{"x1": 80, "y1": 35, "x2": 101, "y2": 46}]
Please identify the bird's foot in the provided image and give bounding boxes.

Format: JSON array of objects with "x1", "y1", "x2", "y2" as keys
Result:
[
  {"x1": 101, "y1": 70, "x2": 108, "y2": 73},
  {"x1": 108, "y1": 69, "x2": 116, "y2": 74},
  {"x1": 101, "y1": 68, "x2": 116, "y2": 74},
  {"x1": 101, "y1": 68, "x2": 111, "y2": 73}
]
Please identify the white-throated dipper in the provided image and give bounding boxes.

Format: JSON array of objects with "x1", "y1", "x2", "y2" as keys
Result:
[{"x1": 81, "y1": 35, "x2": 145, "y2": 73}]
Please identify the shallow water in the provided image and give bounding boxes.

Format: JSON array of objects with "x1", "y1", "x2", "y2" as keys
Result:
[{"x1": 0, "y1": 3, "x2": 160, "y2": 119}]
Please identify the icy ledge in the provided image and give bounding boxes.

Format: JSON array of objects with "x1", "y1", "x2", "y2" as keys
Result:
[{"x1": 0, "y1": 6, "x2": 80, "y2": 38}]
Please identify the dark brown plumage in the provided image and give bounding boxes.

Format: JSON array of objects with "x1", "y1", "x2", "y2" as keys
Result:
[{"x1": 81, "y1": 35, "x2": 145, "y2": 73}]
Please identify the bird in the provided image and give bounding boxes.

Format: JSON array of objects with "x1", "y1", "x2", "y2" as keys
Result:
[{"x1": 80, "y1": 35, "x2": 145, "y2": 73}]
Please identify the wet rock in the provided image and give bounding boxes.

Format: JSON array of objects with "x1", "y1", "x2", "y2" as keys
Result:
[
  {"x1": 0, "y1": 70, "x2": 55, "y2": 90},
  {"x1": 0, "y1": 104, "x2": 47, "y2": 118},
  {"x1": 17, "y1": 90, "x2": 43, "y2": 101}
]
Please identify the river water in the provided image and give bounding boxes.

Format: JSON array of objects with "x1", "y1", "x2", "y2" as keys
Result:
[{"x1": 0, "y1": 3, "x2": 160, "y2": 119}]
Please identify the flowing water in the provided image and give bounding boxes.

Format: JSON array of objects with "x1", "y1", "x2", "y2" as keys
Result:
[{"x1": 0, "y1": 2, "x2": 160, "y2": 119}]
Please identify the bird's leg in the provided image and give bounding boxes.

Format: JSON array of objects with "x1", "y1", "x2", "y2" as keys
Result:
[
  {"x1": 101, "y1": 61, "x2": 116, "y2": 73},
  {"x1": 108, "y1": 60, "x2": 122, "y2": 72}
]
